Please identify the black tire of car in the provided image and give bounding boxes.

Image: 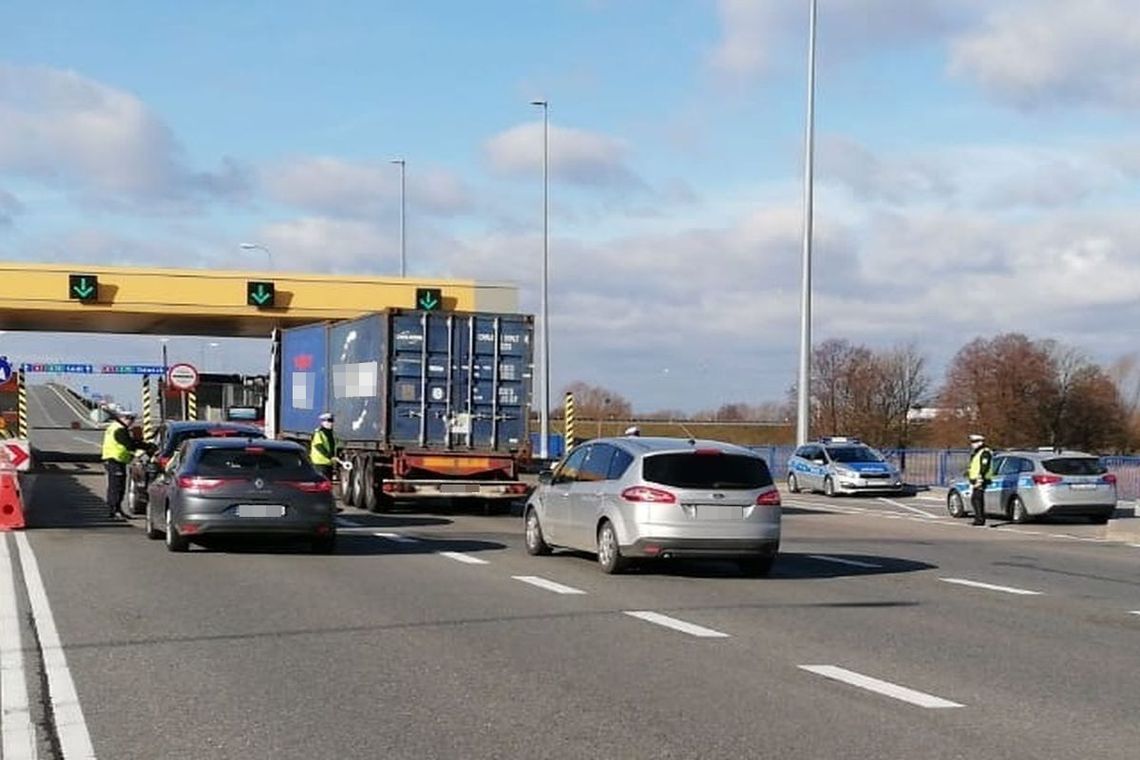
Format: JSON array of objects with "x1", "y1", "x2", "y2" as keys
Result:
[
  {"x1": 361, "y1": 458, "x2": 378, "y2": 512},
  {"x1": 597, "y1": 520, "x2": 628, "y2": 574},
  {"x1": 823, "y1": 476, "x2": 836, "y2": 498},
  {"x1": 311, "y1": 532, "x2": 337, "y2": 554},
  {"x1": 164, "y1": 507, "x2": 190, "y2": 553},
  {"x1": 947, "y1": 490, "x2": 967, "y2": 518},
  {"x1": 787, "y1": 473, "x2": 800, "y2": 494},
  {"x1": 1010, "y1": 495, "x2": 1029, "y2": 524},
  {"x1": 738, "y1": 555, "x2": 775, "y2": 577},
  {"x1": 144, "y1": 506, "x2": 162, "y2": 540},
  {"x1": 525, "y1": 508, "x2": 552, "y2": 556}
]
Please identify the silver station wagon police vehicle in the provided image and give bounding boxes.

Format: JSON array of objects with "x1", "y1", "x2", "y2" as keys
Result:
[
  {"x1": 786, "y1": 437, "x2": 903, "y2": 496},
  {"x1": 947, "y1": 448, "x2": 1117, "y2": 524}
]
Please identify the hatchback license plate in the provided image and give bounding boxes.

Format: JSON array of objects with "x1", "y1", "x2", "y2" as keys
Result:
[
  {"x1": 236, "y1": 504, "x2": 285, "y2": 518},
  {"x1": 1068, "y1": 483, "x2": 1097, "y2": 490},
  {"x1": 695, "y1": 506, "x2": 745, "y2": 520}
]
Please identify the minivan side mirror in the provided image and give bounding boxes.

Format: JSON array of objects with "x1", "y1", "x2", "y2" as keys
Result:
[{"x1": 538, "y1": 470, "x2": 554, "y2": 485}]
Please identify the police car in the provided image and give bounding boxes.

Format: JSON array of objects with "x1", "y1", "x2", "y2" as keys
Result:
[
  {"x1": 786, "y1": 437, "x2": 903, "y2": 497},
  {"x1": 946, "y1": 447, "x2": 1117, "y2": 524}
]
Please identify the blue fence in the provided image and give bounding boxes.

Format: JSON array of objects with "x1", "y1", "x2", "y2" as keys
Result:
[{"x1": 747, "y1": 446, "x2": 1140, "y2": 502}]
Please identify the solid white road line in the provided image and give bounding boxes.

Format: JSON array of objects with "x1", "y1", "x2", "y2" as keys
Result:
[
  {"x1": 623, "y1": 611, "x2": 730, "y2": 638},
  {"x1": 800, "y1": 665, "x2": 963, "y2": 709},
  {"x1": 511, "y1": 576, "x2": 586, "y2": 595},
  {"x1": 878, "y1": 497, "x2": 940, "y2": 519},
  {"x1": 15, "y1": 533, "x2": 96, "y2": 759},
  {"x1": 373, "y1": 532, "x2": 418, "y2": 543},
  {"x1": 1, "y1": 536, "x2": 38, "y2": 760},
  {"x1": 439, "y1": 551, "x2": 489, "y2": 565},
  {"x1": 940, "y1": 577, "x2": 1042, "y2": 596},
  {"x1": 807, "y1": 554, "x2": 882, "y2": 569}
]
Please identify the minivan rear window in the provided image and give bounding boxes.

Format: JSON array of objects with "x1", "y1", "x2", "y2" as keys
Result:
[
  {"x1": 1042, "y1": 457, "x2": 1107, "y2": 476},
  {"x1": 195, "y1": 448, "x2": 309, "y2": 474},
  {"x1": 642, "y1": 452, "x2": 773, "y2": 489}
]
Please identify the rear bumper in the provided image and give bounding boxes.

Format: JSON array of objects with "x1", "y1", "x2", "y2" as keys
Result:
[
  {"x1": 834, "y1": 479, "x2": 904, "y2": 494},
  {"x1": 177, "y1": 512, "x2": 334, "y2": 537},
  {"x1": 1039, "y1": 502, "x2": 1116, "y2": 518},
  {"x1": 385, "y1": 480, "x2": 530, "y2": 499},
  {"x1": 625, "y1": 537, "x2": 780, "y2": 560}
]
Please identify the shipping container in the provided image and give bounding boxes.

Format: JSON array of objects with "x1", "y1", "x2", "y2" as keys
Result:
[{"x1": 272, "y1": 309, "x2": 534, "y2": 512}]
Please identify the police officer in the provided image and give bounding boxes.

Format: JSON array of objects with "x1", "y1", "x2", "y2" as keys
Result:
[
  {"x1": 310, "y1": 412, "x2": 337, "y2": 482},
  {"x1": 101, "y1": 409, "x2": 143, "y2": 519},
  {"x1": 967, "y1": 433, "x2": 994, "y2": 526}
]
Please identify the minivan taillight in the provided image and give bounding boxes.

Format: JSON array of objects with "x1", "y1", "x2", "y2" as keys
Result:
[
  {"x1": 621, "y1": 486, "x2": 677, "y2": 503},
  {"x1": 755, "y1": 490, "x2": 781, "y2": 506},
  {"x1": 1032, "y1": 474, "x2": 1063, "y2": 486},
  {"x1": 287, "y1": 480, "x2": 333, "y2": 493}
]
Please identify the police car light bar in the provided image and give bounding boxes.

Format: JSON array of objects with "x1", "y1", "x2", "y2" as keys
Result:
[{"x1": 820, "y1": 436, "x2": 859, "y2": 444}]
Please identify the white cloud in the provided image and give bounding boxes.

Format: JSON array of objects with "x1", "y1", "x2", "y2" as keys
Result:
[
  {"x1": 253, "y1": 216, "x2": 400, "y2": 275},
  {"x1": 484, "y1": 122, "x2": 643, "y2": 187},
  {"x1": 261, "y1": 157, "x2": 473, "y2": 219},
  {"x1": 949, "y1": 0, "x2": 1140, "y2": 110},
  {"x1": 0, "y1": 63, "x2": 249, "y2": 207}
]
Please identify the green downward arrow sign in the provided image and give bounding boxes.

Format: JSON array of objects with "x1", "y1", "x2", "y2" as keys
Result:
[
  {"x1": 419, "y1": 292, "x2": 439, "y2": 310},
  {"x1": 251, "y1": 285, "x2": 272, "y2": 305},
  {"x1": 73, "y1": 278, "x2": 95, "y2": 299}
]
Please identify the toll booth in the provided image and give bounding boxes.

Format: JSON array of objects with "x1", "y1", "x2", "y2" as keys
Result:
[{"x1": 160, "y1": 373, "x2": 267, "y2": 424}]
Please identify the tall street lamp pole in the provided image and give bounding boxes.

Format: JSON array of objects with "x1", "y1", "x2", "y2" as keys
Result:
[
  {"x1": 239, "y1": 243, "x2": 273, "y2": 270},
  {"x1": 530, "y1": 99, "x2": 551, "y2": 461},
  {"x1": 796, "y1": 0, "x2": 818, "y2": 447},
  {"x1": 390, "y1": 159, "x2": 407, "y2": 277}
]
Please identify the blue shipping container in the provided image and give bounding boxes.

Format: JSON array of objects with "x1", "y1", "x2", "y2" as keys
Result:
[
  {"x1": 318, "y1": 310, "x2": 533, "y2": 452},
  {"x1": 279, "y1": 323, "x2": 329, "y2": 435}
]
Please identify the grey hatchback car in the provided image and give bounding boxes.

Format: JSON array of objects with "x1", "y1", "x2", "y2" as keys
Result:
[
  {"x1": 947, "y1": 448, "x2": 1117, "y2": 524},
  {"x1": 523, "y1": 437, "x2": 781, "y2": 575},
  {"x1": 145, "y1": 438, "x2": 337, "y2": 553}
]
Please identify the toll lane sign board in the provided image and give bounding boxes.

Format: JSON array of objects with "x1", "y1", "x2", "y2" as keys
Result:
[
  {"x1": 247, "y1": 281, "x2": 276, "y2": 308},
  {"x1": 69, "y1": 274, "x2": 99, "y2": 302}
]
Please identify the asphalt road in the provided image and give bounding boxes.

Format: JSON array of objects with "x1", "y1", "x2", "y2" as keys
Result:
[
  {"x1": 25, "y1": 383, "x2": 103, "y2": 459},
  {"x1": 4, "y1": 477, "x2": 1140, "y2": 759}
]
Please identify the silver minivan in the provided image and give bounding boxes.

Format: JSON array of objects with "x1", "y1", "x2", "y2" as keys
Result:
[{"x1": 523, "y1": 437, "x2": 781, "y2": 575}]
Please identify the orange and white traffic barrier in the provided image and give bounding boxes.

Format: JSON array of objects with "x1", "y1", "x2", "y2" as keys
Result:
[{"x1": 0, "y1": 447, "x2": 27, "y2": 531}]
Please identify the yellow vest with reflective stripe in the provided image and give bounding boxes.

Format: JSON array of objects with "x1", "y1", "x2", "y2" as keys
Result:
[
  {"x1": 102, "y1": 422, "x2": 132, "y2": 463},
  {"x1": 967, "y1": 447, "x2": 993, "y2": 481},
  {"x1": 310, "y1": 428, "x2": 335, "y2": 466}
]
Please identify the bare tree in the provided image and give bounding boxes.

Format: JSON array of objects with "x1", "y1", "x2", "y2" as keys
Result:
[{"x1": 560, "y1": 381, "x2": 632, "y2": 420}]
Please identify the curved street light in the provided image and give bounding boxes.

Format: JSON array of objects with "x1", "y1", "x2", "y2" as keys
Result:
[{"x1": 239, "y1": 243, "x2": 273, "y2": 270}]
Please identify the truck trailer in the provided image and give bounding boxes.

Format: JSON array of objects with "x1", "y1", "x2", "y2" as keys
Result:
[{"x1": 268, "y1": 309, "x2": 534, "y2": 511}]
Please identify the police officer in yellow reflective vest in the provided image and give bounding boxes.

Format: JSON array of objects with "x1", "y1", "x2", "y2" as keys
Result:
[
  {"x1": 102, "y1": 409, "x2": 143, "y2": 519},
  {"x1": 967, "y1": 433, "x2": 994, "y2": 526},
  {"x1": 310, "y1": 412, "x2": 337, "y2": 482}
]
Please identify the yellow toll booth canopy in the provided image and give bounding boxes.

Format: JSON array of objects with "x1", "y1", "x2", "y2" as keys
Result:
[{"x1": 0, "y1": 262, "x2": 519, "y2": 337}]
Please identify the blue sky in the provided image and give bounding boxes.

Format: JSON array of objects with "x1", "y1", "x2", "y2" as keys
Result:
[{"x1": 3, "y1": 0, "x2": 1140, "y2": 413}]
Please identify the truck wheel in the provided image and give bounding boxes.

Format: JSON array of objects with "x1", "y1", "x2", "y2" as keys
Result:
[
  {"x1": 361, "y1": 459, "x2": 378, "y2": 512},
  {"x1": 346, "y1": 455, "x2": 364, "y2": 507},
  {"x1": 336, "y1": 461, "x2": 353, "y2": 504}
]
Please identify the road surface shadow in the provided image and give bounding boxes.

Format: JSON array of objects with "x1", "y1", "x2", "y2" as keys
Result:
[
  {"x1": 188, "y1": 534, "x2": 508, "y2": 558},
  {"x1": 547, "y1": 550, "x2": 935, "y2": 579}
]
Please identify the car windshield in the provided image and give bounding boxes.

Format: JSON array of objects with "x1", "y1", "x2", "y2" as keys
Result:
[
  {"x1": 194, "y1": 447, "x2": 310, "y2": 475},
  {"x1": 642, "y1": 452, "x2": 773, "y2": 489},
  {"x1": 826, "y1": 446, "x2": 883, "y2": 463},
  {"x1": 1042, "y1": 457, "x2": 1107, "y2": 476}
]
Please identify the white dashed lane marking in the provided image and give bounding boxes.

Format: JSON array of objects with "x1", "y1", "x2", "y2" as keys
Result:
[
  {"x1": 807, "y1": 554, "x2": 883, "y2": 569},
  {"x1": 439, "y1": 551, "x2": 489, "y2": 565},
  {"x1": 512, "y1": 576, "x2": 587, "y2": 595},
  {"x1": 800, "y1": 665, "x2": 963, "y2": 709},
  {"x1": 623, "y1": 611, "x2": 730, "y2": 638},
  {"x1": 940, "y1": 577, "x2": 1042, "y2": 596},
  {"x1": 373, "y1": 532, "x2": 418, "y2": 543}
]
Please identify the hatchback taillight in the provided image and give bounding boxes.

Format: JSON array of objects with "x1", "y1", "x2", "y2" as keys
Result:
[
  {"x1": 1032, "y1": 474, "x2": 1063, "y2": 486},
  {"x1": 755, "y1": 490, "x2": 781, "y2": 506},
  {"x1": 177, "y1": 476, "x2": 228, "y2": 492},
  {"x1": 287, "y1": 480, "x2": 333, "y2": 493},
  {"x1": 621, "y1": 486, "x2": 677, "y2": 503}
]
